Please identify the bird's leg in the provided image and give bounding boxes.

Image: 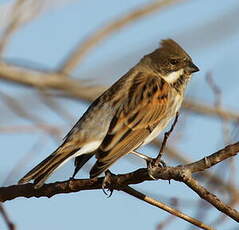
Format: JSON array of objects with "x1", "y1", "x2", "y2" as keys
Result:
[
  {"x1": 131, "y1": 150, "x2": 166, "y2": 180},
  {"x1": 70, "y1": 157, "x2": 82, "y2": 180},
  {"x1": 151, "y1": 154, "x2": 167, "y2": 168},
  {"x1": 130, "y1": 150, "x2": 166, "y2": 168},
  {"x1": 130, "y1": 150, "x2": 153, "y2": 163},
  {"x1": 148, "y1": 114, "x2": 179, "y2": 179},
  {"x1": 70, "y1": 164, "x2": 79, "y2": 180},
  {"x1": 70, "y1": 154, "x2": 94, "y2": 180},
  {"x1": 102, "y1": 170, "x2": 115, "y2": 197}
]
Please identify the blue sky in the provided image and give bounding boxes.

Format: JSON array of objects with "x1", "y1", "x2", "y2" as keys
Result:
[{"x1": 1, "y1": 0, "x2": 239, "y2": 229}]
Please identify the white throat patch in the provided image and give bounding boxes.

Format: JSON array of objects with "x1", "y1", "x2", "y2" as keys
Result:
[{"x1": 165, "y1": 69, "x2": 184, "y2": 83}]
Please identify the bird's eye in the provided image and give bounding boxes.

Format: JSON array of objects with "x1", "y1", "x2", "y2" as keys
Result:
[{"x1": 169, "y1": 59, "x2": 179, "y2": 65}]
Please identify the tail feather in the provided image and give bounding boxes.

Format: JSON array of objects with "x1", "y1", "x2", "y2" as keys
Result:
[{"x1": 18, "y1": 146, "x2": 78, "y2": 188}]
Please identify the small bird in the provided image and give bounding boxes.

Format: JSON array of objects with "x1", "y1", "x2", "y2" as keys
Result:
[{"x1": 18, "y1": 39, "x2": 199, "y2": 188}]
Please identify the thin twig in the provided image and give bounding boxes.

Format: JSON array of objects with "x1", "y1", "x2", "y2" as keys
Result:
[
  {"x1": 156, "y1": 198, "x2": 178, "y2": 230},
  {"x1": 206, "y1": 72, "x2": 221, "y2": 108},
  {"x1": 205, "y1": 73, "x2": 238, "y2": 226},
  {"x1": 2, "y1": 137, "x2": 48, "y2": 186},
  {"x1": 0, "y1": 0, "x2": 44, "y2": 55},
  {"x1": 183, "y1": 176, "x2": 239, "y2": 223},
  {"x1": 0, "y1": 204, "x2": 15, "y2": 230},
  {"x1": 0, "y1": 124, "x2": 63, "y2": 134},
  {"x1": 0, "y1": 0, "x2": 26, "y2": 54},
  {"x1": 38, "y1": 89, "x2": 75, "y2": 123},
  {"x1": 182, "y1": 99, "x2": 239, "y2": 123},
  {"x1": 206, "y1": 72, "x2": 231, "y2": 143},
  {"x1": 121, "y1": 186, "x2": 215, "y2": 230},
  {"x1": 0, "y1": 91, "x2": 61, "y2": 140},
  {"x1": 187, "y1": 200, "x2": 211, "y2": 230},
  {"x1": 154, "y1": 112, "x2": 179, "y2": 165},
  {"x1": 152, "y1": 139, "x2": 239, "y2": 198}
]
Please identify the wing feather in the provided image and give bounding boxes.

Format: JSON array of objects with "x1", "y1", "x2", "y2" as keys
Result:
[{"x1": 90, "y1": 73, "x2": 176, "y2": 177}]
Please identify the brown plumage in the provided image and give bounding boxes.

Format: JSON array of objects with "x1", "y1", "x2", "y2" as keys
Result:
[{"x1": 18, "y1": 39, "x2": 199, "y2": 188}]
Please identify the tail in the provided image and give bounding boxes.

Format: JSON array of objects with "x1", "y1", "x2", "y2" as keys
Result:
[{"x1": 18, "y1": 145, "x2": 79, "y2": 189}]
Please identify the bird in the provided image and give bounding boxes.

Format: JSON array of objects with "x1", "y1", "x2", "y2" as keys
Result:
[{"x1": 18, "y1": 39, "x2": 199, "y2": 188}]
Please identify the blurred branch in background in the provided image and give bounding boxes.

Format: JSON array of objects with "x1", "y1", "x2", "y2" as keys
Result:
[
  {"x1": 0, "y1": 61, "x2": 238, "y2": 122},
  {"x1": 0, "y1": 0, "x2": 79, "y2": 54},
  {"x1": 0, "y1": 204, "x2": 15, "y2": 230},
  {"x1": 0, "y1": 90, "x2": 62, "y2": 141},
  {"x1": 2, "y1": 137, "x2": 49, "y2": 186},
  {"x1": 156, "y1": 198, "x2": 178, "y2": 230},
  {"x1": 0, "y1": 0, "x2": 42, "y2": 55},
  {"x1": 122, "y1": 186, "x2": 214, "y2": 230},
  {"x1": 59, "y1": 0, "x2": 185, "y2": 75},
  {"x1": 205, "y1": 72, "x2": 238, "y2": 228}
]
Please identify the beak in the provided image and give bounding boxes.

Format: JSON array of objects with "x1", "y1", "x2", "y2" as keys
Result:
[{"x1": 187, "y1": 61, "x2": 200, "y2": 73}]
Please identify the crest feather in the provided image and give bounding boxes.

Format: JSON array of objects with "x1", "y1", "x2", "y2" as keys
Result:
[
  {"x1": 144, "y1": 38, "x2": 192, "y2": 65},
  {"x1": 159, "y1": 39, "x2": 190, "y2": 57}
]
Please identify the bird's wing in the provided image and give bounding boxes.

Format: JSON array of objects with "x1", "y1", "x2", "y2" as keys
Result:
[{"x1": 90, "y1": 73, "x2": 175, "y2": 177}]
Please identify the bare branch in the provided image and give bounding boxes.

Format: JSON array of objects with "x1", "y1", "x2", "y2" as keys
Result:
[
  {"x1": 0, "y1": 61, "x2": 238, "y2": 122},
  {"x1": 153, "y1": 139, "x2": 239, "y2": 197},
  {"x1": 0, "y1": 142, "x2": 238, "y2": 222},
  {"x1": 122, "y1": 186, "x2": 214, "y2": 230},
  {"x1": 0, "y1": 91, "x2": 62, "y2": 140},
  {"x1": 156, "y1": 198, "x2": 178, "y2": 230},
  {"x1": 0, "y1": 0, "x2": 44, "y2": 55},
  {"x1": 154, "y1": 112, "x2": 179, "y2": 165},
  {"x1": 0, "y1": 0, "x2": 78, "y2": 54},
  {"x1": 59, "y1": 0, "x2": 185, "y2": 74},
  {"x1": 156, "y1": 197, "x2": 179, "y2": 230},
  {"x1": 183, "y1": 176, "x2": 239, "y2": 224},
  {"x1": 0, "y1": 124, "x2": 63, "y2": 134},
  {"x1": 183, "y1": 99, "x2": 239, "y2": 122},
  {"x1": 0, "y1": 204, "x2": 15, "y2": 230},
  {"x1": 0, "y1": 61, "x2": 106, "y2": 101}
]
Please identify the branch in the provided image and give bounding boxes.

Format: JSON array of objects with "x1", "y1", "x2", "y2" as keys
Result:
[
  {"x1": 0, "y1": 0, "x2": 44, "y2": 55},
  {"x1": 153, "y1": 139, "x2": 239, "y2": 198},
  {"x1": 59, "y1": 0, "x2": 184, "y2": 74},
  {"x1": 0, "y1": 61, "x2": 238, "y2": 122},
  {"x1": 0, "y1": 204, "x2": 15, "y2": 230},
  {"x1": 0, "y1": 61, "x2": 106, "y2": 101},
  {"x1": 122, "y1": 186, "x2": 215, "y2": 230},
  {"x1": 1, "y1": 142, "x2": 239, "y2": 223},
  {"x1": 154, "y1": 112, "x2": 179, "y2": 165},
  {"x1": 183, "y1": 176, "x2": 239, "y2": 224},
  {"x1": 0, "y1": 0, "x2": 28, "y2": 54},
  {"x1": 156, "y1": 198, "x2": 178, "y2": 230},
  {"x1": 183, "y1": 99, "x2": 239, "y2": 122}
]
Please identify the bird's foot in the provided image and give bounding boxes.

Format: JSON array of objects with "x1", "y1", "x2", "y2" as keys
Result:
[
  {"x1": 147, "y1": 156, "x2": 167, "y2": 180},
  {"x1": 102, "y1": 170, "x2": 115, "y2": 198}
]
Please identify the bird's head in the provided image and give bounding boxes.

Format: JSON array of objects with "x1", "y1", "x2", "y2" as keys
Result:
[{"x1": 144, "y1": 39, "x2": 199, "y2": 84}]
